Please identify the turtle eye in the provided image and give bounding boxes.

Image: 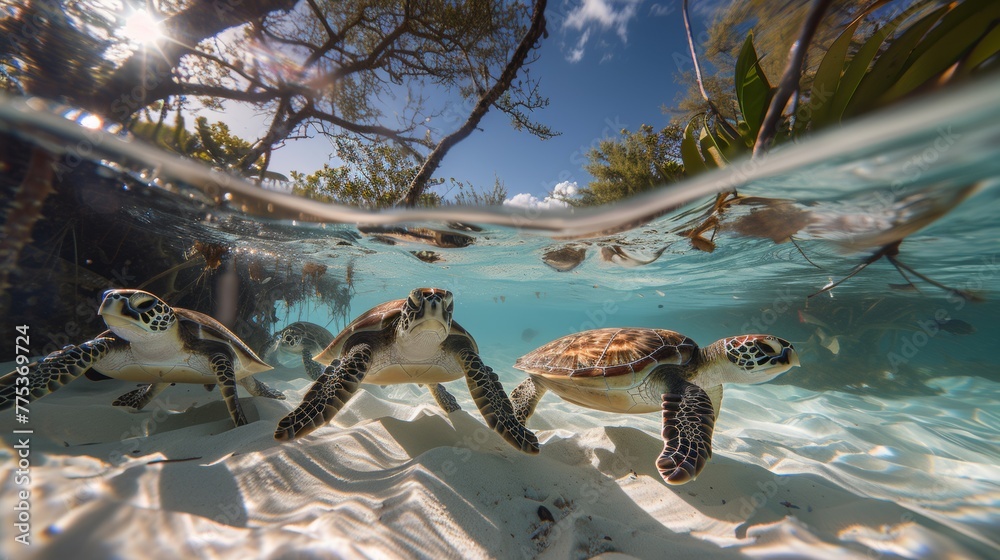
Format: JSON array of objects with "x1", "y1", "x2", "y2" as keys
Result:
[
  {"x1": 754, "y1": 339, "x2": 776, "y2": 356},
  {"x1": 407, "y1": 289, "x2": 423, "y2": 308},
  {"x1": 132, "y1": 297, "x2": 157, "y2": 313}
]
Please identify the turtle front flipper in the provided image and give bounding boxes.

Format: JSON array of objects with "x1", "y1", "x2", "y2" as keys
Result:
[
  {"x1": 456, "y1": 348, "x2": 539, "y2": 454},
  {"x1": 427, "y1": 383, "x2": 461, "y2": 413},
  {"x1": 510, "y1": 377, "x2": 547, "y2": 425},
  {"x1": 239, "y1": 376, "x2": 286, "y2": 400},
  {"x1": 657, "y1": 382, "x2": 716, "y2": 485},
  {"x1": 113, "y1": 382, "x2": 167, "y2": 411},
  {"x1": 303, "y1": 350, "x2": 325, "y2": 381},
  {"x1": 0, "y1": 337, "x2": 118, "y2": 411},
  {"x1": 189, "y1": 339, "x2": 248, "y2": 428},
  {"x1": 274, "y1": 343, "x2": 372, "y2": 441}
]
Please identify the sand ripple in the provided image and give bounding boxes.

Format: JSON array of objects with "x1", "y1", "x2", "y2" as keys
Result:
[{"x1": 0, "y1": 373, "x2": 996, "y2": 559}]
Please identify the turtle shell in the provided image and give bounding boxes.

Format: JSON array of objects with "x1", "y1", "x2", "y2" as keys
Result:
[
  {"x1": 515, "y1": 328, "x2": 698, "y2": 382},
  {"x1": 313, "y1": 298, "x2": 476, "y2": 364},
  {"x1": 290, "y1": 322, "x2": 336, "y2": 349},
  {"x1": 174, "y1": 308, "x2": 271, "y2": 375}
]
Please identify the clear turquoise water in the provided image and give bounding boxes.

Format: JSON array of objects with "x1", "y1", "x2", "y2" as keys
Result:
[{"x1": 0, "y1": 74, "x2": 998, "y2": 558}]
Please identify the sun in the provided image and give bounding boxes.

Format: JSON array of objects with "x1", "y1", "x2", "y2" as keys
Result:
[{"x1": 120, "y1": 9, "x2": 163, "y2": 46}]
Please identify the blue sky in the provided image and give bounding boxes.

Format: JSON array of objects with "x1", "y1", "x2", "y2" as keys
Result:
[{"x1": 219, "y1": 0, "x2": 718, "y2": 206}]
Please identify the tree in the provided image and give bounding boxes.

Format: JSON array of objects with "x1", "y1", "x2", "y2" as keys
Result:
[
  {"x1": 576, "y1": 124, "x2": 685, "y2": 206},
  {"x1": 0, "y1": 0, "x2": 553, "y2": 196},
  {"x1": 449, "y1": 176, "x2": 508, "y2": 206},
  {"x1": 289, "y1": 136, "x2": 435, "y2": 208},
  {"x1": 129, "y1": 112, "x2": 289, "y2": 182}
]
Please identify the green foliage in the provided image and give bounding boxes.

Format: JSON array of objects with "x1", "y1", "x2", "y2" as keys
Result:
[
  {"x1": 734, "y1": 31, "x2": 773, "y2": 141},
  {"x1": 576, "y1": 124, "x2": 685, "y2": 206},
  {"x1": 449, "y1": 176, "x2": 509, "y2": 206},
  {"x1": 290, "y1": 137, "x2": 438, "y2": 209},
  {"x1": 129, "y1": 114, "x2": 283, "y2": 180},
  {"x1": 684, "y1": 0, "x2": 1000, "y2": 171}
]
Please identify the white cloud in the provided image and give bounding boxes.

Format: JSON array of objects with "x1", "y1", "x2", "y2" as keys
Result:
[
  {"x1": 553, "y1": 181, "x2": 580, "y2": 199},
  {"x1": 691, "y1": 0, "x2": 729, "y2": 19},
  {"x1": 649, "y1": 3, "x2": 675, "y2": 17},
  {"x1": 562, "y1": 0, "x2": 641, "y2": 43},
  {"x1": 504, "y1": 181, "x2": 580, "y2": 210},
  {"x1": 567, "y1": 29, "x2": 590, "y2": 63}
]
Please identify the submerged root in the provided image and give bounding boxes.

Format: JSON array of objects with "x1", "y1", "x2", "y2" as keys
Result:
[
  {"x1": 0, "y1": 148, "x2": 55, "y2": 298},
  {"x1": 808, "y1": 240, "x2": 983, "y2": 302}
]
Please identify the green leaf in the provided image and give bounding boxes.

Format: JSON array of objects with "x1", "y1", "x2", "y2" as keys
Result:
[
  {"x1": 845, "y1": 3, "x2": 947, "y2": 117},
  {"x1": 901, "y1": 0, "x2": 993, "y2": 68},
  {"x1": 681, "y1": 117, "x2": 708, "y2": 176},
  {"x1": 879, "y1": 1, "x2": 1000, "y2": 103},
  {"x1": 955, "y1": 23, "x2": 1000, "y2": 77},
  {"x1": 734, "y1": 31, "x2": 772, "y2": 140},
  {"x1": 803, "y1": 0, "x2": 895, "y2": 131},
  {"x1": 715, "y1": 118, "x2": 748, "y2": 159},
  {"x1": 699, "y1": 116, "x2": 729, "y2": 168},
  {"x1": 827, "y1": 1, "x2": 929, "y2": 124},
  {"x1": 736, "y1": 120, "x2": 755, "y2": 148}
]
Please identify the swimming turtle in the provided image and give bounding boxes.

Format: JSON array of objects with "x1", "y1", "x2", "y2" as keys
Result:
[
  {"x1": 266, "y1": 320, "x2": 463, "y2": 413},
  {"x1": 510, "y1": 328, "x2": 799, "y2": 484},
  {"x1": 262, "y1": 322, "x2": 336, "y2": 375},
  {"x1": 0, "y1": 289, "x2": 284, "y2": 427},
  {"x1": 274, "y1": 287, "x2": 539, "y2": 454}
]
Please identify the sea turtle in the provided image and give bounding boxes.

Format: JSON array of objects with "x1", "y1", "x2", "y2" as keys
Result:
[
  {"x1": 274, "y1": 287, "x2": 539, "y2": 454},
  {"x1": 265, "y1": 320, "x2": 463, "y2": 413},
  {"x1": 262, "y1": 321, "x2": 336, "y2": 375},
  {"x1": 510, "y1": 328, "x2": 799, "y2": 484},
  {"x1": 0, "y1": 289, "x2": 284, "y2": 427}
]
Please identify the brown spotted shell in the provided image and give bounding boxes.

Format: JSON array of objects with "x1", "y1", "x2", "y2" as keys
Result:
[{"x1": 514, "y1": 328, "x2": 698, "y2": 383}]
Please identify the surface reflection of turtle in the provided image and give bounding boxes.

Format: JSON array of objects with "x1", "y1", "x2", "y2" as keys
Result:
[
  {"x1": 263, "y1": 322, "x2": 336, "y2": 376},
  {"x1": 274, "y1": 287, "x2": 539, "y2": 454},
  {"x1": 510, "y1": 328, "x2": 799, "y2": 484},
  {"x1": 0, "y1": 289, "x2": 284, "y2": 428}
]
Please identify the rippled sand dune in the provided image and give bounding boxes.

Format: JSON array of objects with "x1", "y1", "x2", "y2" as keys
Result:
[{"x1": 1, "y1": 361, "x2": 996, "y2": 559}]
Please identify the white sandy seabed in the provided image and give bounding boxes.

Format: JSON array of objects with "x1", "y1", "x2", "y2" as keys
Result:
[{"x1": 0, "y1": 357, "x2": 997, "y2": 560}]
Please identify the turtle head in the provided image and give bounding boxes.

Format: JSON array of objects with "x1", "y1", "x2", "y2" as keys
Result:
[
  {"x1": 98, "y1": 289, "x2": 176, "y2": 342},
  {"x1": 264, "y1": 324, "x2": 306, "y2": 367},
  {"x1": 398, "y1": 288, "x2": 454, "y2": 345},
  {"x1": 705, "y1": 335, "x2": 799, "y2": 384}
]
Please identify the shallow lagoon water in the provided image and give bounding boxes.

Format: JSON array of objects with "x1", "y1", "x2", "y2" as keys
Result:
[{"x1": 0, "y1": 75, "x2": 999, "y2": 558}]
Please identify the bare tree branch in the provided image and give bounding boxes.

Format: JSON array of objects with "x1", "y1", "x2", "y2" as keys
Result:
[
  {"x1": 753, "y1": 0, "x2": 833, "y2": 157},
  {"x1": 682, "y1": 0, "x2": 740, "y2": 140},
  {"x1": 302, "y1": 108, "x2": 428, "y2": 151},
  {"x1": 400, "y1": 0, "x2": 548, "y2": 207}
]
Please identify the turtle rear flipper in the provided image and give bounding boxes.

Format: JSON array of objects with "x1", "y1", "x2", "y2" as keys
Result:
[
  {"x1": 657, "y1": 382, "x2": 716, "y2": 485},
  {"x1": 113, "y1": 382, "x2": 167, "y2": 411},
  {"x1": 0, "y1": 338, "x2": 117, "y2": 411},
  {"x1": 457, "y1": 348, "x2": 539, "y2": 454},
  {"x1": 239, "y1": 376, "x2": 286, "y2": 400},
  {"x1": 274, "y1": 343, "x2": 372, "y2": 441},
  {"x1": 427, "y1": 383, "x2": 461, "y2": 413},
  {"x1": 510, "y1": 377, "x2": 547, "y2": 425}
]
